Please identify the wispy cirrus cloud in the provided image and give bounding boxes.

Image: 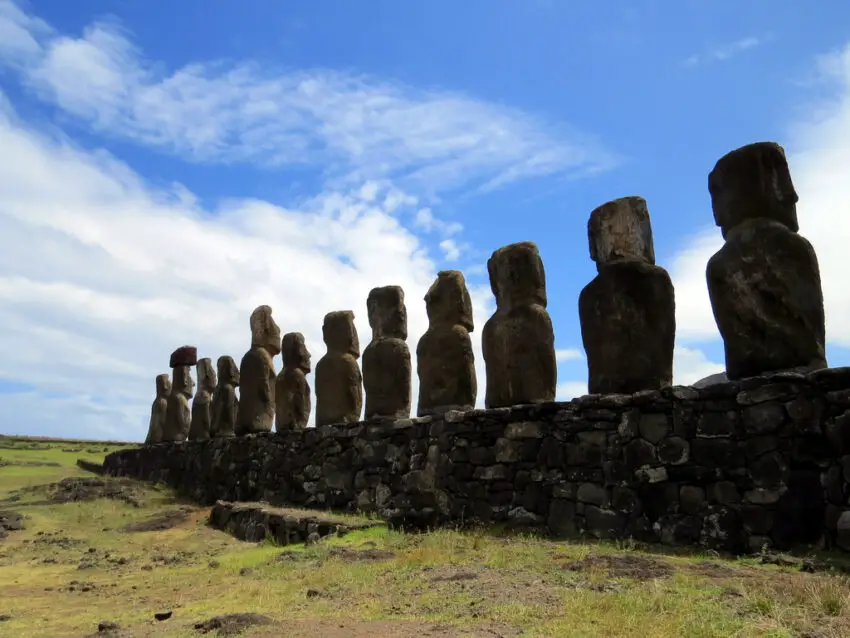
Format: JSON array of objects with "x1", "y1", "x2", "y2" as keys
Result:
[{"x1": 682, "y1": 36, "x2": 764, "y2": 68}]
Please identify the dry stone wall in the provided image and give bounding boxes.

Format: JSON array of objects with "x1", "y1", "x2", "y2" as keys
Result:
[{"x1": 104, "y1": 366, "x2": 850, "y2": 555}]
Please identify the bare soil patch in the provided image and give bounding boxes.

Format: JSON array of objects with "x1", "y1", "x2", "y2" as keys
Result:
[
  {"x1": 121, "y1": 508, "x2": 192, "y2": 533},
  {"x1": 46, "y1": 477, "x2": 144, "y2": 507},
  {"x1": 193, "y1": 613, "x2": 274, "y2": 636},
  {"x1": 0, "y1": 510, "x2": 23, "y2": 539},
  {"x1": 251, "y1": 618, "x2": 522, "y2": 637},
  {"x1": 562, "y1": 553, "x2": 673, "y2": 581}
]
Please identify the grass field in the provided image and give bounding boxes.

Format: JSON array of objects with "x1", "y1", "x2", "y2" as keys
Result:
[{"x1": 2, "y1": 435, "x2": 850, "y2": 637}]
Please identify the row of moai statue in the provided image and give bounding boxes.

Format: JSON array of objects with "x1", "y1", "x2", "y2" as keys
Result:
[{"x1": 145, "y1": 141, "x2": 828, "y2": 443}]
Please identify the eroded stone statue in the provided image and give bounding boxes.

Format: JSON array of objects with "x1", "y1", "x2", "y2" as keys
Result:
[
  {"x1": 188, "y1": 357, "x2": 216, "y2": 441},
  {"x1": 315, "y1": 310, "x2": 363, "y2": 426},
  {"x1": 144, "y1": 374, "x2": 171, "y2": 444},
  {"x1": 578, "y1": 196, "x2": 676, "y2": 394},
  {"x1": 275, "y1": 332, "x2": 312, "y2": 431},
  {"x1": 482, "y1": 241, "x2": 556, "y2": 408},
  {"x1": 236, "y1": 305, "x2": 281, "y2": 435},
  {"x1": 706, "y1": 142, "x2": 827, "y2": 379},
  {"x1": 162, "y1": 346, "x2": 197, "y2": 442},
  {"x1": 211, "y1": 355, "x2": 240, "y2": 437},
  {"x1": 416, "y1": 270, "x2": 477, "y2": 416},
  {"x1": 362, "y1": 286, "x2": 411, "y2": 419}
]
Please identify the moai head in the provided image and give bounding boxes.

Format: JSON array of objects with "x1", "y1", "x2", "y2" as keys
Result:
[
  {"x1": 588, "y1": 196, "x2": 655, "y2": 271},
  {"x1": 169, "y1": 345, "x2": 198, "y2": 368},
  {"x1": 250, "y1": 305, "x2": 282, "y2": 355},
  {"x1": 708, "y1": 141, "x2": 799, "y2": 239},
  {"x1": 487, "y1": 241, "x2": 547, "y2": 311},
  {"x1": 155, "y1": 374, "x2": 171, "y2": 399},
  {"x1": 282, "y1": 332, "x2": 311, "y2": 372},
  {"x1": 216, "y1": 355, "x2": 240, "y2": 387},
  {"x1": 196, "y1": 358, "x2": 217, "y2": 393},
  {"x1": 172, "y1": 366, "x2": 195, "y2": 398},
  {"x1": 322, "y1": 310, "x2": 360, "y2": 357},
  {"x1": 367, "y1": 286, "x2": 408, "y2": 340},
  {"x1": 424, "y1": 270, "x2": 474, "y2": 331}
]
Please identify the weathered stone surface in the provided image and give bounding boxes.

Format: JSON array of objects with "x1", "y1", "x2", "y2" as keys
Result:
[
  {"x1": 169, "y1": 345, "x2": 198, "y2": 368},
  {"x1": 144, "y1": 374, "x2": 171, "y2": 445},
  {"x1": 706, "y1": 143, "x2": 827, "y2": 380},
  {"x1": 189, "y1": 358, "x2": 216, "y2": 441},
  {"x1": 316, "y1": 310, "x2": 363, "y2": 426},
  {"x1": 275, "y1": 332, "x2": 312, "y2": 432},
  {"x1": 162, "y1": 365, "x2": 194, "y2": 442},
  {"x1": 363, "y1": 286, "x2": 411, "y2": 420},
  {"x1": 417, "y1": 271, "x2": 477, "y2": 416},
  {"x1": 580, "y1": 197, "x2": 675, "y2": 395},
  {"x1": 211, "y1": 356, "x2": 239, "y2": 438},
  {"x1": 482, "y1": 242, "x2": 556, "y2": 407},
  {"x1": 236, "y1": 306, "x2": 281, "y2": 435}
]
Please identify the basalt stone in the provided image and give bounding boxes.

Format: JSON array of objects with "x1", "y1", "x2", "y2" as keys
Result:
[
  {"x1": 162, "y1": 364, "x2": 195, "y2": 442},
  {"x1": 363, "y1": 286, "x2": 411, "y2": 420},
  {"x1": 211, "y1": 356, "x2": 239, "y2": 438},
  {"x1": 417, "y1": 271, "x2": 477, "y2": 416},
  {"x1": 741, "y1": 402, "x2": 786, "y2": 435},
  {"x1": 316, "y1": 311, "x2": 363, "y2": 426},
  {"x1": 275, "y1": 332, "x2": 312, "y2": 432},
  {"x1": 145, "y1": 374, "x2": 171, "y2": 445},
  {"x1": 657, "y1": 436, "x2": 689, "y2": 465},
  {"x1": 236, "y1": 306, "x2": 281, "y2": 435},
  {"x1": 638, "y1": 413, "x2": 670, "y2": 444},
  {"x1": 169, "y1": 345, "x2": 198, "y2": 368},
  {"x1": 482, "y1": 242, "x2": 557, "y2": 407},
  {"x1": 189, "y1": 358, "x2": 216, "y2": 441},
  {"x1": 624, "y1": 439, "x2": 656, "y2": 469},
  {"x1": 706, "y1": 143, "x2": 827, "y2": 380}
]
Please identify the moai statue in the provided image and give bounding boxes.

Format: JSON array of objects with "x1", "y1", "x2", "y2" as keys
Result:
[
  {"x1": 706, "y1": 142, "x2": 827, "y2": 379},
  {"x1": 482, "y1": 242, "x2": 557, "y2": 408},
  {"x1": 315, "y1": 310, "x2": 363, "y2": 425},
  {"x1": 275, "y1": 332, "x2": 312, "y2": 431},
  {"x1": 210, "y1": 355, "x2": 240, "y2": 437},
  {"x1": 144, "y1": 374, "x2": 171, "y2": 444},
  {"x1": 362, "y1": 286, "x2": 411, "y2": 420},
  {"x1": 188, "y1": 357, "x2": 216, "y2": 440},
  {"x1": 162, "y1": 345, "x2": 197, "y2": 442},
  {"x1": 578, "y1": 196, "x2": 676, "y2": 394},
  {"x1": 416, "y1": 270, "x2": 477, "y2": 416},
  {"x1": 236, "y1": 305, "x2": 281, "y2": 435}
]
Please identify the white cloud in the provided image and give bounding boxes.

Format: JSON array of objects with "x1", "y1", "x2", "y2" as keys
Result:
[
  {"x1": 555, "y1": 348, "x2": 583, "y2": 362},
  {"x1": 683, "y1": 36, "x2": 763, "y2": 68},
  {"x1": 0, "y1": 1, "x2": 616, "y2": 197},
  {"x1": 439, "y1": 239, "x2": 462, "y2": 262},
  {"x1": 673, "y1": 346, "x2": 725, "y2": 386},
  {"x1": 669, "y1": 43, "x2": 850, "y2": 355},
  {"x1": 556, "y1": 381, "x2": 588, "y2": 401}
]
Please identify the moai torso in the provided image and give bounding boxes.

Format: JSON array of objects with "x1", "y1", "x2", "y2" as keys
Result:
[
  {"x1": 211, "y1": 355, "x2": 239, "y2": 438},
  {"x1": 315, "y1": 310, "x2": 363, "y2": 426},
  {"x1": 275, "y1": 332, "x2": 312, "y2": 431},
  {"x1": 189, "y1": 358, "x2": 216, "y2": 441},
  {"x1": 236, "y1": 305, "x2": 281, "y2": 435},
  {"x1": 578, "y1": 196, "x2": 676, "y2": 394},
  {"x1": 706, "y1": 142, "x2": 827, "y2": 379},
  {"x1": 416, "y1": 270, "x2": 477, "y2": 416},
  {"x1": 362, "y1": 286, "x2": 411, "y2": 420},
  {"x1": 482, "y1": 242, "x2": 557, "y2": 408},
  {"x1": 163, "y1": 363, "x2": 195, "y2": 442},
  {"x1": 145, "y1": 374, "x2": 171, "y2": 444}
]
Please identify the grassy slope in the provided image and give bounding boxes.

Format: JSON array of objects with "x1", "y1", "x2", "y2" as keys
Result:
[{"x1": 1, "y1": 436, "x2": 850, "y2": 637}]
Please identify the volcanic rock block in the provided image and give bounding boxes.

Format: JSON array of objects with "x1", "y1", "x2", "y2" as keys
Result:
[
  {"x1": 482, "y1": 241, "x2": 556, "y2": 408},
  {"x1": 169, "y1": 345, "x2": 198, "y2": 368},
  {"x1": 189, "y1": 358, "x2": 216, "y2": 441},
  {"x1": 275, "y1": 332, "x2": 312, "y2": 431},
  {"x1": 211, "y1": 355, "x2": 240, "y2": 437},
  {"x1": 162, "y1": 364, "x2": 195, "y2": 442},
  {"x1": 579, "y1": 196, "x2": 676, "y2": 394},
  {"x1": 236, "y1": 305, "x2": 282, "y2": 435},
  {"x1": 144, "y1": 374, "x2": 171, "y2": 445},
  {"x1": 706, "y1": 142, "x2": 827, "y2": 379},
  {"x1": 315, "y1": 310, "x2": 363, "y2": 426},
  {"x1": 417, "y1": 270, "x2": 477, "y2": 416},
  {"x1": 363, "y1": 286, "x2": 411, "y2": 420}
]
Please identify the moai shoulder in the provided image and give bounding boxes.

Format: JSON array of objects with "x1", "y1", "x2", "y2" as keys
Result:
[
  {"x1": 578, "y1": 196, "x2": 676, "y2": 394},
  {"x1": 189, "y1": 357, "x2": 216, "y2": 441},
  {"x1": 275, "y1": 332, "x2": 312, "y2": 432},
  {"x1": 706, "y1": 142, "x2": 826, "y2": 379},
  {"x1": 482, "y1": 241, "x2": 556, "y2": 408},
  {"x1": 315, "y1": 310, "x2": 363, "y2": 426},
  {"x1": 416, "y1": 270, "x2": 477, "y2": 416},
  {"x1": 211, "y1": 355, "x2": 239, "y2": 438},
  {"x1": 236, "y1": 305, "x2": 281, "y2": 435},
  {"x1": 145, "y1": 373, "x2": 171, "y2": 445},
  {"x1": 163, "y1": 347, "x2": 196, "y2": 442},
  {"x1": 363, "y1": 286, "x2": 411, "y2": 420}
]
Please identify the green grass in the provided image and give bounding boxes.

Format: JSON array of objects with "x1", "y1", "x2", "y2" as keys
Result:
[{"x1": 3, "y1": 438, "x2": 850, "y2": 637}]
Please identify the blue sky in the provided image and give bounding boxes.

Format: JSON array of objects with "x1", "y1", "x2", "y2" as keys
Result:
[{"x1": 1, "y1": 0, "x2": 849, "y2": 440}]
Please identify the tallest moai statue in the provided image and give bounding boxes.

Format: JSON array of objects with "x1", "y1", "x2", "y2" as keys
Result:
[{"x1": 707, "y1": 142, "x2": 827, "y2": 379}]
